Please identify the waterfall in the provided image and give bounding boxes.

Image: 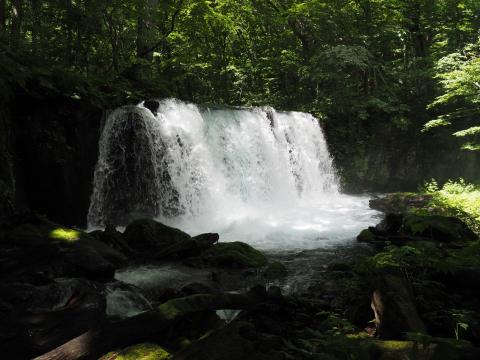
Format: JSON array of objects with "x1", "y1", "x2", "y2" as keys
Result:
[{"x1": 88, "y1": 99, "x2": 376, "y2": 250}]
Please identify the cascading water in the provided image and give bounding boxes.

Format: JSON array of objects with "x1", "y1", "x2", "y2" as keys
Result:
[{"x1": 88, "y1": 99, "x2": 378, "y2": 251}]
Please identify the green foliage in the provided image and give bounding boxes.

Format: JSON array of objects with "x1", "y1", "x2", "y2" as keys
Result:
[
  {"x1": 426, "y1": 39, "x2": 480, "y2": 149},
  {"x1": 421, "y1": 179, "x2": 480, "y2": 234}
]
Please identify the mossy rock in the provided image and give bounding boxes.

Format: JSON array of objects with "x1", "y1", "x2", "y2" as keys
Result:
[
  {"x1": 264, "y1": 261, "x2": 287, "y2": 279},
  {"x1": 2, "y1": 214, "x2": 125, "y2": 281},
  {"x1": 403, "y1": 215, "x2": 477, "y2": 243},
  {"x1": 357, "y1": 229, "x2": 375, "y2": 243},
  {"x1": 6, "y1": 215, "x2": 87, "y2": 247},
  {"x1": 123, "y1": 218, "x2": 191, "y2": 252},
  {"x1": 99, "y1": 343, "x2": 170, "y2": 360},
  {"x1": 201, "y1": 241, "x2": 268, "y2": 269}
]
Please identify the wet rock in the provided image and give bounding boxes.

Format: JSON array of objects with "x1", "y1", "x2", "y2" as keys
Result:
[
  {"x1": 123, "y1": 218, "x2": 191, "y2": 253},
  {"x1": 371, "y1": 271, "x2": 427, "y2": 339},
  {"x1": 143, "y1": 100, "x2": 160, "y2": 115},
  {"x1": 201, "y1": 241, "x2": 268, "y2": 269},
  {"x1": 97, "y1": 224, "x2": 133, "y2": 255},
  {"x1": 192, "y1": 232, "x2": 219, "y2": 250}
]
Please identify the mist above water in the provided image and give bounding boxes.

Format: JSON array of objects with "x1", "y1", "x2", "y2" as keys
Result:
[{"x1": 88, "y1": 99, "x2": 378, "y2": 251}]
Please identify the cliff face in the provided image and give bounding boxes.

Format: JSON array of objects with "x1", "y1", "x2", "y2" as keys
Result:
[
  {"x1": 0, "y1": 94, "x2": 103, "y2": 226},
  {"x1": 324, "y1": 115, "x2": 480, "y2": 193}
]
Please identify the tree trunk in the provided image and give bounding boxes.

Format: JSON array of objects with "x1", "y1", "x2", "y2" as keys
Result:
[
  {"x1": 10, "y1": 0, "x2": 24, "y2": 46},
  {"x1": 0, "y1": 0, "x2": 6, "y2": 36},
  {"x1": 31, "y1": 0, "x2": 41, "y2": 54},
  {"x1": 136, "y1": 0, "x2": 158, "y2": 61},
  {"x1": 34, "y1": 293, "x2": 255, "y2": 360}
]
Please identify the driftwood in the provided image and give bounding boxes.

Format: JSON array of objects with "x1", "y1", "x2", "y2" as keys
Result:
[{"x1": 34, "y1": 292, "x2": 255, "y2": 360}]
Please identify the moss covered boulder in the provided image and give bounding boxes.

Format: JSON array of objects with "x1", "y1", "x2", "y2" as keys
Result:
[
  {"x1": 201, "y1": 241, "x2": 268, "y2": 269},
  {"x1": 99, "y1": 343, "x2": 170, "y2": 360},
  {"x1": 403, "y1": 215, "x2": 477, "y2": 243},
  {"x1": 1, "y1": 214, "x2": 126, "y2": 281},
  {"x1": 123, "y1": 218, "x2": 191, "y2": 252},
  {"x1": 263, "y1": 261, "x2": 287, "y2": 280},
  {"x1": 357, "y1": 229, "x2": 376, "y2": 243}
]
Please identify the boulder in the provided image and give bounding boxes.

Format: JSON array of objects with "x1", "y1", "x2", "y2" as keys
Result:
[
  {"x1": 192, "y1": 232, "x2": 219, "y2": 250},
  {"x1": 123, "y1": 218, "x2": 191, "y2": 253},
  {"x1": 402, "y1": 215, "x2": 477, "y2": 243},
  {"x1": 0, "y1": 214, "x2": 125, "y2": 282},
  {"x1": 357, "y1": 228, "x2": 376, "y2": 243},
  {"x1": 143, "y1": 100, "x2": 160, "y2": 115},
  {"x1": 201, "y1": 242, "x2": 268, "y2": 269}
]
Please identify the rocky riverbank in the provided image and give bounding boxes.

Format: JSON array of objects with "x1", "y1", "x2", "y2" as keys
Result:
[{"x1": 1, "y1": 194, "x2": 480, "y2": 359}]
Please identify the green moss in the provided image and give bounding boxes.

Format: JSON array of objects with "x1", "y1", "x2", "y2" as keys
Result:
[
  {"x1": 201, "y1": 241, "x2": 268, "y2": 268},
  {"x1": 7, "y1": 219, "x2": 86, "y2": 246},
  {"x1": 99, "y1": 343, "x2": 170, "y2": 360},
  {"x1": 357, "y1": 229, "x2": 375, "y2": 242},
  {"x1": 49, "y1": 228, "x2": 81, "y2": 242},
  {"x1": 264, "y1": 261, "x2": 288, "y2": 279},
  {"x1": 123, "y1": 218, "x2": 190, "y2": 249}
]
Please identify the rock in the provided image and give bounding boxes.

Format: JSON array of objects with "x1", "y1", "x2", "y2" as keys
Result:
[
  {"x1": 371, "y1": 271, "x2": 427, "y2": 339},
  {"x1": 155, "y1": 239, "x2": 197, "y2": 259},
  {"x1": 357, "y1": 228, "x2": 376, "y2": 243},
  {"x1": 0, "y1": 214, "x2": 125, "y2": 281},
  {"x1": 264, "y1": 261, "x2": 288, "y2": 280},
  {"x1": 98, "y1": 224, "x2": 134, "y2": 255},
  {"x1": 201, "y1": 242, "x2": 268, "y2": 269},
  {"x1": 143, "y1": 100, "x2": 160, "y2": 115},
  {"x1": 0, "y1": 278, "x2": 106, "y2": 358},
  {"x1": 99, "y1": 342, "x2": 170, "y2": 360},
  {"x1": 156, "y1": 233, "x2": 219, "y2": 260},
  {"x1": 377, "y1": 213, "x2": 404, "y2": 234},
  {"x1": 369, "y1": 193, "x2": 432, "y2": 214},
  {"x1": 172, "y1": 321, "x2": 275, "y2": 360},
  {"x1": 192, "y1": 232, "x2": 219, "y2": 250},
  {"x1": 402, "y1": 215, "x2": 477, "y2": 243},
  {"x1": 123, "y1": 218, "x2": 191, "y2": 253},
  {"x1": 180, "y1": 283, "x2": 214, "y2": 296}
]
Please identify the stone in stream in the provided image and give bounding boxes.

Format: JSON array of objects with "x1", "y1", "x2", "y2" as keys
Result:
[
  {"x1": 201, "y1": 241, "x2": 268, "y2": 269},
  {"x1": 123, "y1": 218, "x2": 191, "y2": 253},
  {"x1": 143, "y1": 99, "x2": 160, "y2": 115}
]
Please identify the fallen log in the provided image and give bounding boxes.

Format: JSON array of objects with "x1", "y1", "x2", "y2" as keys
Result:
[{"x1": 34, "y1": 292, "x2": 256, "y2": 360}]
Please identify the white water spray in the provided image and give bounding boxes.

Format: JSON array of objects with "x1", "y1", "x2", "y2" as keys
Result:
[{"x1": 88, "y1": 99, "x2": 377, "y2": 251}]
